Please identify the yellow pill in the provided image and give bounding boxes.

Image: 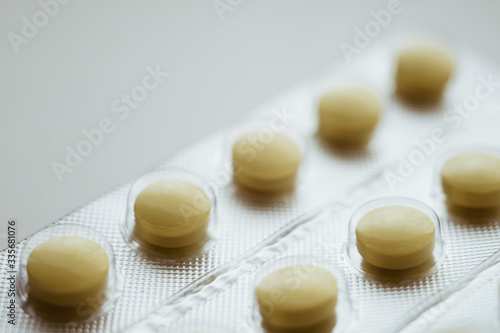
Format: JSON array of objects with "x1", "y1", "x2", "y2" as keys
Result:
[
  {"x1": 27, "y1": 236, "x2": 109, "y2": 308},
  {"x1": 134, "y1": 179, "x2": 211, "y2": 248},
  {"x1": 318, "y1": 87, "x2": 382, "y2": 145},
  {"x1": 256, "y1": 265, "x2": 338, "y2": 329},
  {"x1": 396, "y1": 41, "x2": 454, "y2": 103},
  {"x1": 232, "y1": 131, "x2": 301, "y2": 193},
  {"x1": 356, "y1": 205, "x2": 435, "y2": 270},
  {"x1": 441, "y1": 153, "x2": 500, "y2": 208}
]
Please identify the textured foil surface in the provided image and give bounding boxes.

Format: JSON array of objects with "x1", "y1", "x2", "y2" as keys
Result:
[
  {"x1": 2, "y1": 26, "x2": 500, "y2": 333},
  {"x1": 392, "y1": 250, "x2": 500, "y2": 333},
  {"x1": 124, "y1": 105, "x2": 500, "y2": 333}
]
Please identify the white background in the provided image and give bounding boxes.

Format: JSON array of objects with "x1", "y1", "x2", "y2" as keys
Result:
[{"x1": 1, "y1": 0, "x2": 500, "y2": 248}]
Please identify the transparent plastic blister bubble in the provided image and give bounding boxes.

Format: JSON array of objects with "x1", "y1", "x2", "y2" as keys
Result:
[
  {"x1": 248, "y1": 255, "x2": 355, "y2": 333},
  {"x1": 3, "y1": 23, "x2": 500, "y2": 333},
  {"x1": 16, "y1": 223, "x2": 123, "y2": 324},
  {"x1": 432, "y1": 145, "x2": 500, "y2": 223},
  {"x1": 223, "y1": 114, "x2": 310, "y2": 200},
  {"x1": 345, "y1": 197, "x2": 445, "y2": 282},
  {"x1": 121, "y1": 167, "x2": 219, "y2": 261},
  {"x1": 122, "y1": 113, "x2": 500, "y2": 332}
]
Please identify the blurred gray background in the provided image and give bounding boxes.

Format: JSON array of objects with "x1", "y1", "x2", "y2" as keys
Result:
[{"x1": 1, "y1": 0, "x2": 500, "y2": 248}]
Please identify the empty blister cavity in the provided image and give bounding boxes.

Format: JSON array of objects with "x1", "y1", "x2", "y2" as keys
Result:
[
  {"x1": 227, "y1": 118, "x2": 309, "y2": 197},
  {"x1": 121, "y1": 167, "x2": 218, "y2": 260},
  {"x1": 16, "y1": 223, "x2": 122, "y2": 322},
  {"x1": 345, "y1": 197, "x2": 445, "y2": 282},
  {"x1": 434, "y1": 146, "x2": 500, "y2": 221},
  {"x1": 248, "y1": 255, "x2": 355, "y2": 333}
]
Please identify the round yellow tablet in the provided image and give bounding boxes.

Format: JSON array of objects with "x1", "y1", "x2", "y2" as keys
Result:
[
  {"x1": 256, "y1": 265, "x2": 338, "y2": 329},
  {"x1": 232, "y1": 131, "x2": 301, "y2": 193},
  {"x1": 318, "y1": 87, "x2": 382, "y2": 145},
  {"x1": 396, "y1": 41, "x2": 454, "y2": 103},
  {"x1": 356, "y1": 205, "x2": 435, "y2": 270},
  {"x1": 27, "y1": 236, "x2": 109, "y2": 307},
  {"x1": 134, "y1": 179, "x2": 211, "y2": 248},
  {"x1": 441, "y1": 153, "x2": 500, "y2": 208}
]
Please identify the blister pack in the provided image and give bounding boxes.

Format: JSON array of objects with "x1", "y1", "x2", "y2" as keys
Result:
[
  {"x1": 390, "y1": 249, "x2": 500, "y2": 333},
  {"x1": 2, "y1": 24, "x2": 500, "y2": 333}
]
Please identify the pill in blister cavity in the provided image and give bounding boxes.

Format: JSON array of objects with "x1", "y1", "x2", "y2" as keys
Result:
[
  {"x1": 27, "y1": 236, "x2": 109, "y2": 307},
  {"x1": 395, "y1": 40, "x2": 454, "y2": 104},
  {"x1": 121, "y1": 168, "x2": 218, "y2": 259},
  {"x1": 9, "y1": 28, "x2": 500, "y2": 333},
  {"x1": 356, "y1": 205, "x2": 435, "y2": 270},
  {"x1": 16, "y1": 223, "x2": 122, "y2": 322},
  {"x1": 232, "y1": 130, "x2": 302, "y2": 193},
  {"x1": 249, "y1": 256, "x2": 354, "y2": 333},
  {"x1": 317, "y1": 86, "x2": 382, "y2": 146},
  {"x1": 255, "y1": 265, "x2": 338, "y2": 330},
  {"x1": 441, "y1": 152, "x2": 500, "y2": 209},
  {"x1": 134, "y1": 179, "x2": 211, "y2": 248},
  {"x1": 346, "y1": 197, "x2": 444, "y2": 281}
]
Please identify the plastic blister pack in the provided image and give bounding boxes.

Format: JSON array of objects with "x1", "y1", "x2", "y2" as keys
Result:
[
  {"x1": 16, "y1": 224, "x2": 123, "y2": 324},
  {"x1": 2, "y1": 24, "x2": 500, "y2": 332},
  {"x1": 389, "y1": 249, "x2": 500, "y2": 333}
]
